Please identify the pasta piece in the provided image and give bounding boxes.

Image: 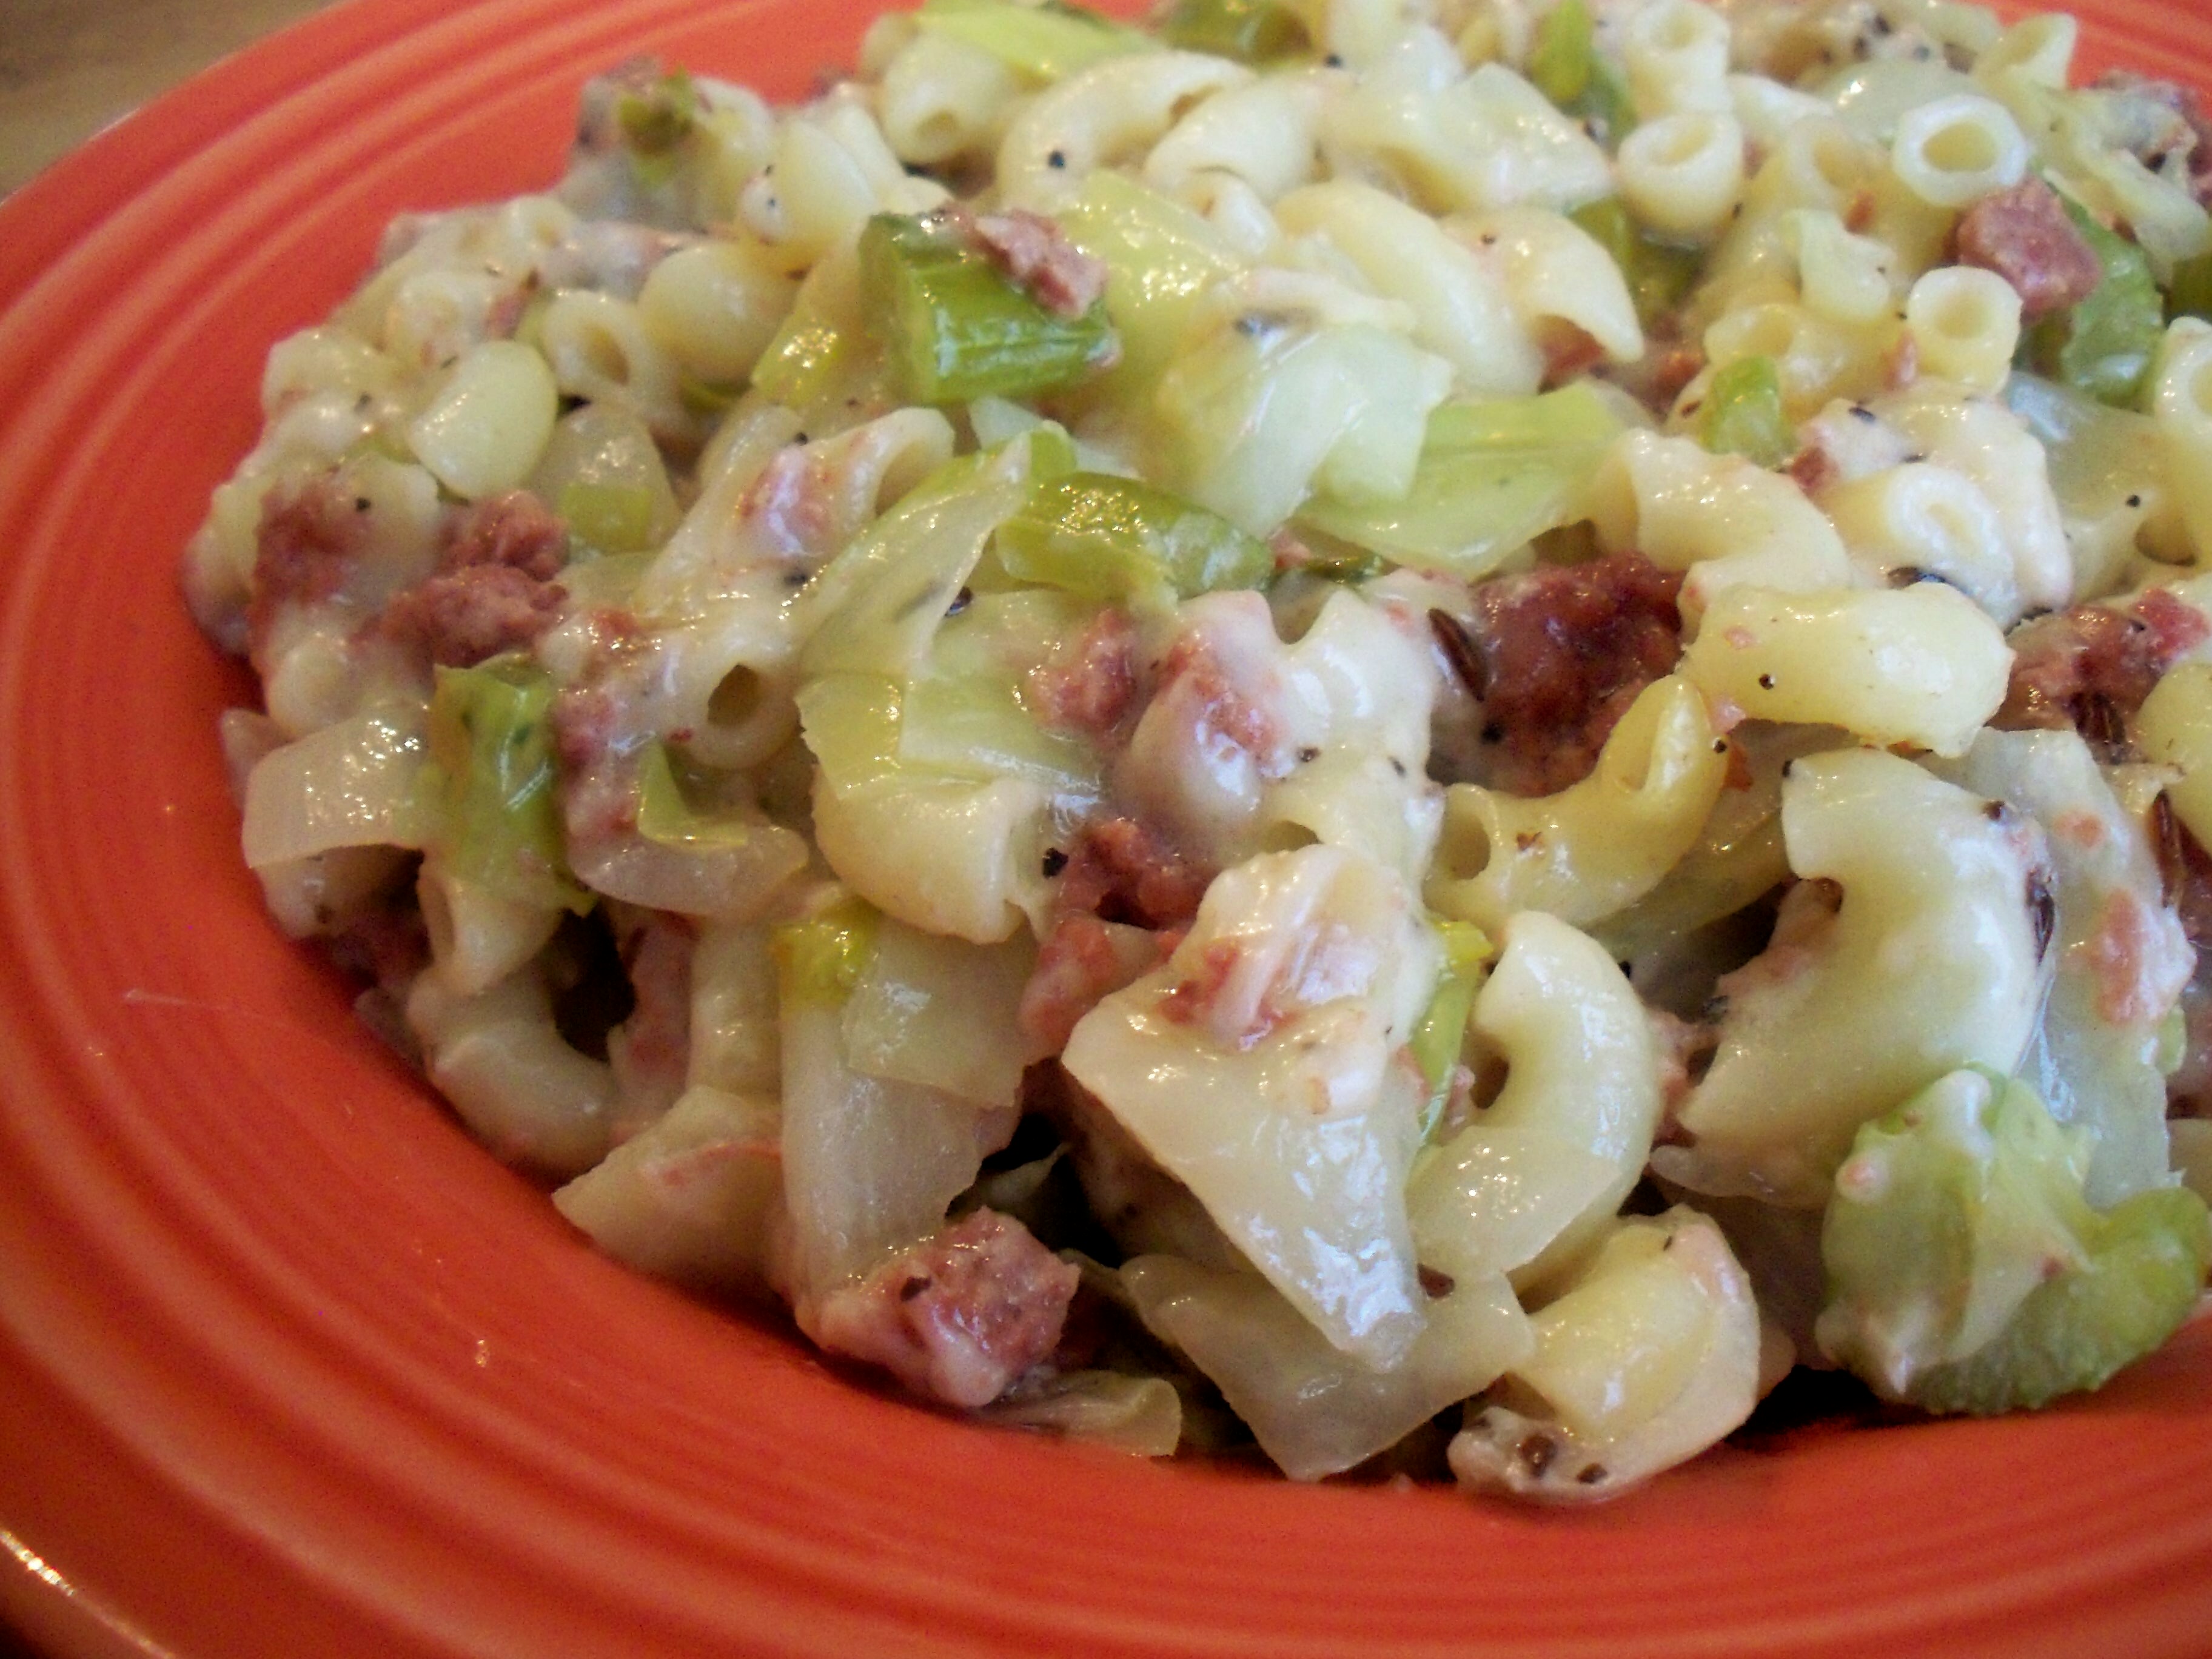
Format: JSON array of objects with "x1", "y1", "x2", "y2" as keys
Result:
[
  {"x1": 535, "y1": 291, "x2": 690, "y2": 444},
  {"x1": 1292, "y1": 0, "x2": 1423, "y2": 65},
  {"x1": 810, "y1": 766, "x2": 1054, "y2": 943},
  {"x1": 1621, "y1": 0, "x2": 1731, "y2": 120},
  {"x1": 876, "y1": 27, "x2": 1025, "y2": 167},
  {"x1": 1588, "y1": 431, "x2": 1853, "y2": 623},
  {"x1": 1427, "y1": 674, "x2": 1728, "y2": 933},
  {"x1": 1144, "y1": 71, "x2": 1330, "y2": 202},
  {"x1": 1697, "y1": 298, "x2": 1894, "y2": 420},
  {"x1": 1819, "y1": 466, "x2": 2008, "y2": 621},
  {"x1": 405, "y1": 340, "x2": 558, "y2": 500},
  {"x1": 997, "y1": 51, "x2": 1253, "y2": 211},
  {"x1": 1889, "y1": 95, "x2": 2031, "y2": 210},
  {"x1": 1973, "y1": 12, "x2": 2077, "y2": 90},
  {"x1": 1863, "y1": 384, "x2": 2074, "y2": 621},
  {"x1": 1461, "y1": 204, "x2": 1643, "y2": 367},
  {"x1": 1728, "y1": 73, "x2": 1832, "y2": 152},
  {"x1": 1616, "y1": 112, "x2": 1746, "y2": 241},
  {"x1": 632, "y1": 401, "x2": 809, "y2": 614},
  {"x1": 529, "y1": 403, "x2": 682, "y2": 554},
  {"x1": 1781, "y1": 209, "x2": 1897, "y2": 327},
  {"x1": 416, "y1": 855, "x2": 564, "y2": 999},
  {"x1": 1409, "y1": 910, "x2": 1663, "y2": 1292},
  {"x1": 1273, "y1": 180, "x2": 1545, "y2": 394},
  {"x1": 406, "y1": 966, "x2": 625, "y2": 1178},
  {"x1": 2154, "y1": 318, "x2": 2212, "y2": 563},
  {"x1": 252, "y1": 846, "x2": 412, "y2": 944},
  {"x1": 739, "y1": 91, "x2": 922, "y2": 269},
  {"x1": 637, "y1": 240, "x2": 798, "y2": 384},
  {"x1": 1450, "y1": 1208, "x2": 1760, "y2": 1501},
  {"x1": 1166, "y1": 169, "x2": 1282, "y2": 258},
  {"x1": 260, "y1": 324, "x2": 405, "y2": 419},
  {"x1": 1117, "y1": 587, "x2": 1443, "y2": 882},
  {"x1": 1406, "y1": 1124, "x2": 1617, "y2": 1289},
  {"x1": 645, "y1": 410, "x2": 960, "y2": 771},
  {"x1": 1680, "y1": 583, "x2": 2013, "y2": 759},
  {"x1": 2143, "y1": 656, "x2": 2212, "y2": 850},
  {"x1": 258, "y1": 605, "x2": 424, "y2": 740},
  {"x1": 1905, "y1": 266, "x2": 2022, "y2": 396},
  {"x1": 1592, "y1": 723, "x2": 1841, "y2": 966},
  {"x1": 1659, "y1": 748, "x2": 2055, "y2": 1207},
  {"x1": 1326, "y1": 54, "x2": 1612, "y2": 216}
]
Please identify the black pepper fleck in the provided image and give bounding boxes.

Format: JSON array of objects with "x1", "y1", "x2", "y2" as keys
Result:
[{"x1": 2027, "y1": 869, "x2": 2056, "y2": 959}]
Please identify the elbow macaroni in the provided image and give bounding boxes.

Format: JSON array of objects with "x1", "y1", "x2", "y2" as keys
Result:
[{"x1": 189, "y1": 0, "x2": 2212, "y2": 1495}]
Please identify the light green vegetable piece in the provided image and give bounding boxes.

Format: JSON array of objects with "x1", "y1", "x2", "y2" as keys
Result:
[
  {"x1": 559, "y1": 480, "x2": 660, "y2": 554},
  {"x1": 749, "y1": 244, "x2": 896, "y2": 426},
  {"x1": 1528, "y1": 0, "x2": 1633, "y2": 146},
  {"x1": 996, "y1": 471, "x2": 1273, "y2": 606},
  {"x1": 2020, "y1": 193, "x2": 2165, "y2": 409},
  {"x1": 615, "y1": 69, "x2": 697, "y2": 159},
  {"x1": 1527, "y1": 0, "x2": 1594, "y2": 105},
  {"x1": 1699, "y1": 355, "x2": 1795, "y2": 469},
  {"x1": 1409, "y1": 920, "x2": 1493, "y2": 1139},
  {"x1": 1157, "y1": 0, "x2": 1307, "y2": 63},
  {"x1": 1818, "y1": 1066, "x2": 2210, "y2": 1414},
  {"x1": 913, "y1": 0, "x2": 1150, "y2": 81},
  {"x1": 771, "y1": 893, "x2": 878, "y2": 1008},
  {"x1": 635, "y1": 741, "x2": 759, "y2": 851},
  {"x1": 2167, "y1": 249, "x2": 2212, "y2": 323},
  {"x1": 424, "y1": 655, "x2": 589, "y2": 914},
  {"x1": 1296, "y1": 385, "x2": 1622, "y2": 577},
  {"x1": 1568, "y1": 197, "x2": 1697, "y2": 327},
  {"x1": 860, "y1": 212, "x2": 1118, "y2": 406}
]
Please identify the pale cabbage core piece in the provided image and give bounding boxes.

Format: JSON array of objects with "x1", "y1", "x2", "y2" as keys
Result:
[{"x1": 1062, "y1": 844, "x2": 1442, "y2": 1368}]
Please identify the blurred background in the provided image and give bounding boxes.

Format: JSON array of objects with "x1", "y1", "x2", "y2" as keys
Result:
[{"x1": 1, "y1": 0, "x2": 339, "y2": 196}]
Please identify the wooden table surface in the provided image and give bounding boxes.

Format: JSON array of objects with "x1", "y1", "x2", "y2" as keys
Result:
[{"x1": 0, "y1": 0, "x2": 341, "y2": 198}]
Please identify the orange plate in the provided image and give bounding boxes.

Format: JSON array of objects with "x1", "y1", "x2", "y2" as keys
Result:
[{"x1": 3, "y1": 1, "x2": 2211, "y2": 1654}]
